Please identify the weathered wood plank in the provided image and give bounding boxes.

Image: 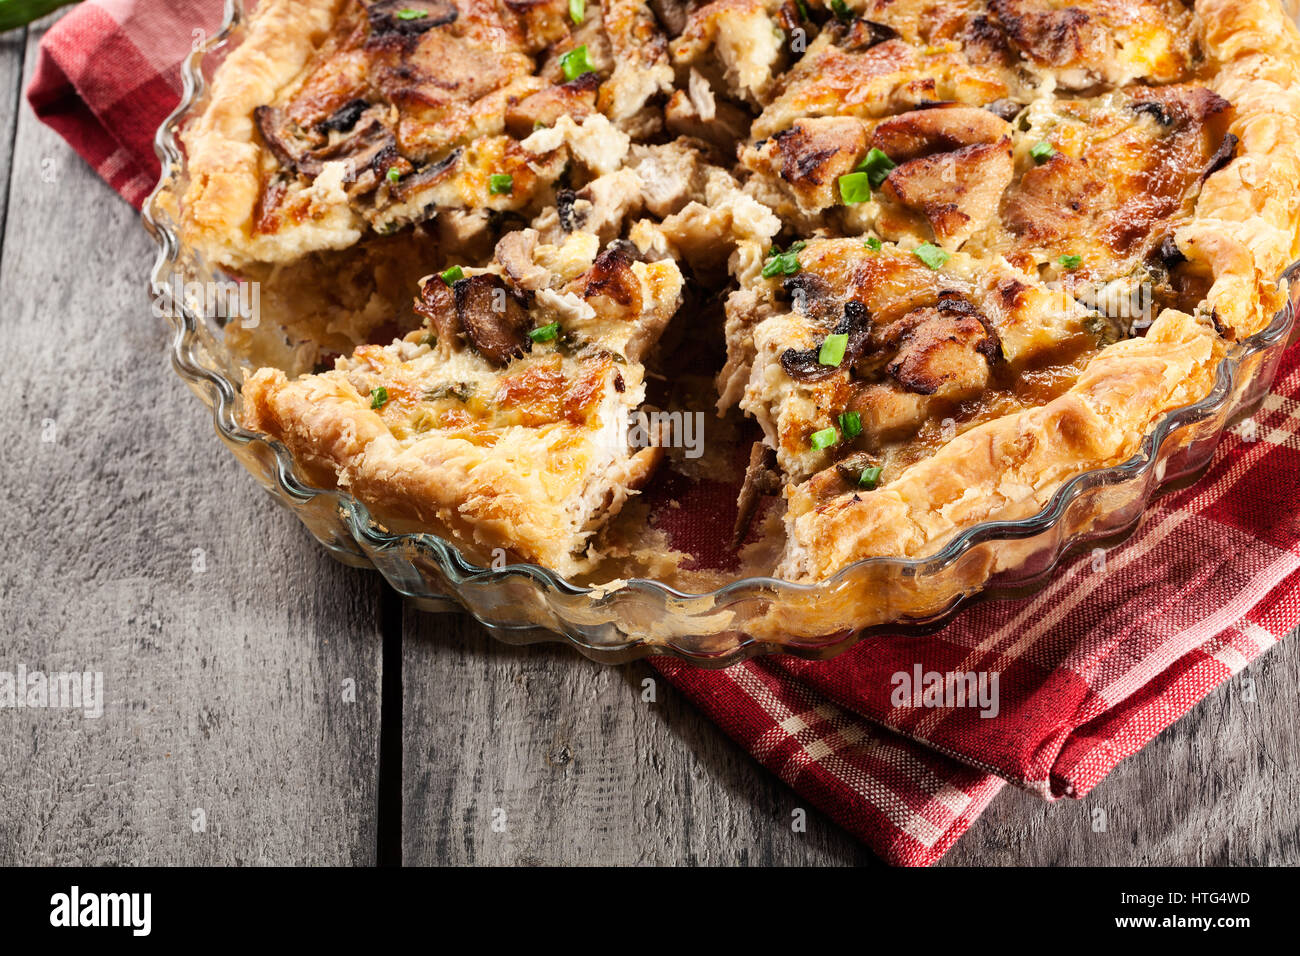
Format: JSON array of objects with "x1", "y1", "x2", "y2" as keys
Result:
[
  {"x1": 944, "y1": 630, "x2": 1300, "y2": 866},
  {"x1": 404, "y1": 607, "x2": 1299, "y2": 865},
  {"x1": 0, "y1": 26, "x2": 26, "y2": 246},
  {"x1": 0, "y1": 18, "x2": 384, "y2": 865},
  {"x1": 400, "y1": 614, "x2": 877, "y2": 865}
]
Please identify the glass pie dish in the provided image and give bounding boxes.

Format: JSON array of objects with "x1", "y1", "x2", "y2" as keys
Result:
[{"x1": 143, "y1": 0, "x2": 1300, "y2": 666}]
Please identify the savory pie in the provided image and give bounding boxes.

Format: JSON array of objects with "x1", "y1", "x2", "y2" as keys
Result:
[{"x1": 177, "y1": 0, "x2": 1300, "y2": 586}]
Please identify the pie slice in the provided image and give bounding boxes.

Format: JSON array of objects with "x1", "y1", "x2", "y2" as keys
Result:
[
  {"x1": 238, "y1": 147, "x2": 770, "y2": 572},
  {"x1": 180, "y1": 0, "x2": 674, "y2": 268},
  {"x1": 242, "y1": 227, "x2": 684, "y2": 574}
]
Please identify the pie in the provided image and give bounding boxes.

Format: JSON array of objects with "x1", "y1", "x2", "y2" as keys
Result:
[{"x1": 176, "y1": 0, "x2": 1300, "y2": 588}]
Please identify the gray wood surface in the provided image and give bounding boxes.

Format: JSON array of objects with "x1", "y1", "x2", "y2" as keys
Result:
[{"x1": 2, "y1": 11, "x2": 1298, "y2": 867}]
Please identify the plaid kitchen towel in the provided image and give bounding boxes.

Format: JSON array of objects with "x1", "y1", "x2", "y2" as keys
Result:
[
  {"x1": 28, "y1": 0, "x2": 1300, "y2": 866},
  {"x1": 26, "y1": 0, "x2": 224, "y2": 208}
]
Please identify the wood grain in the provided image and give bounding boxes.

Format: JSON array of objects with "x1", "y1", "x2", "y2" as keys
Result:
[
  {"x1": 3, "y1": 10, "x2": 1298, "y2": 868},
  {"x1": 0, "y1": 19, "x2": 383, "y2": 866}
]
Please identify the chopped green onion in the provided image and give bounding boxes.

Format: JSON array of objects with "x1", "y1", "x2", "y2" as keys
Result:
[
  {"x1": 860, "y1": 147, "x2": 896, "y2": 188},
  {"x1": 529, "y1": 322, "x2": 561, "y2": 342},
  {"x1": 370, "y1": 386, "x2": 389, "y2": 410},
  {"x1": 386, "y1": 167, "x2": 401, "y2": 184},
  {"x1": 796, "y1": 0, "x2": 810, "y2": 18},
  {"x1": 864, "y1": 236, "x2": 882, "y2": 251},
  {"x1": 1029, "y1": 140, "x2": 1055, "y2": 163},
  {"x1": 838, "y1": 411, "x2": 863, "y2": 438},
  {"x1": 837, "y1": 171, "x2": 872, "y2": 205},
  {"x1": 488, "y1": 173, "x2": 514, "y2": 195},
  {"x1": 912, "y1": 242, "x2": 950, "y2": 270},
  {"x1": 830, "y1": 0, "x2": 852, "y2": 21},
  {"x1": 1058, "y1": 253, "x2": 1082, "y2": 269},
  {"x1": 818, "y1": 333, "x2": 849, "y2": 367},
  {"x1": 810, "y1": 427, "x2": 838, "y2": 450},
  {"x1": 569, "y1": 0, "x2": 585, "y2": 24},
  {"x1": 560, "y1": 44, "x2": 596, "y2": 81},
  {"x1": 440, "y1": 265, "x2": 464, "y2": 285},
  {"x1": 395, "y1": 8, "x2": 427, "y2": 19},
  {"x1": 858, "y1": 465, "x2": 883, "y2": 489},
  {"x1": 761, "y1": 240, "x2": 806, "y2": 278}
]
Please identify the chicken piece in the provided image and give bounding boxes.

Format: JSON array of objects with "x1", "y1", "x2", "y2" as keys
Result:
[
  {"x1": 742, "y1": 117, "x2": 868, "y2": 215},
  {"x1": 882, "y1": 140, "x2": 1014, "y2": 249}
]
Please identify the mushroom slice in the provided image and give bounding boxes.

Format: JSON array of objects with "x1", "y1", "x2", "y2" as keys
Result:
[
  {"x1": 733, "y1": 442, "x2": 782, "y2": 547},
  {"x1": 366, "y1": 0, "x2": 459, "y2": 38},
  {"x1": 881, "y1": 140, "x2": 1014, "y2": 249},
  {"x1": 453, "y1": 274, "x2": 534, "y2": 367}
]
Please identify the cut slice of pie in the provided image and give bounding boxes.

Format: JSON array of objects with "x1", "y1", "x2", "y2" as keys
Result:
[
  {"x1": 243, "y1": 227, "x2": 684, "y2": 574},
  {"x1": 180, "y1": 0, "x2": 673, "y2": 268}
]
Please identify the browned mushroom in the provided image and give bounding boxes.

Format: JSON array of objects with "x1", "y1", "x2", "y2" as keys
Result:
[
  {"x1": 733, "y1": 442, "x2": 782, "y2": 547},
  {"x1": 454, "y1": 274, "x2": 534, "y2": 366},
  {"x1": 834, "y1": 450, "x2": 881, "y2": 487},
  {"x1": 366, "y1": 0, "x2": 458, "y2": 37},
  {"x1": 779, "y1": 301, "x2": 872, "y2": 383},
  {"x1": 256, "y1": 106, "x2": 398, "y2": 188}
]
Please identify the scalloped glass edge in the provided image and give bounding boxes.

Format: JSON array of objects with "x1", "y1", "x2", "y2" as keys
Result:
[{"x1": 141, "y1": 0, "x2": 1300, "y2": 666}]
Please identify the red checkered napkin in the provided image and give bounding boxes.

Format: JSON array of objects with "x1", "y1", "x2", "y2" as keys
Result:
[
  {"x1": 32, "y1": 0, "x2": 1300, "y2": 866},
  {"x1": 26, "y1": 0, "x2": 224, "y2": 208}
]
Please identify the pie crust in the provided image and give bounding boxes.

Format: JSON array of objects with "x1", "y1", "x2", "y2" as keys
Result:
[{"x1": 176, "y1": 0, "x2": 1300, "y2": 589}]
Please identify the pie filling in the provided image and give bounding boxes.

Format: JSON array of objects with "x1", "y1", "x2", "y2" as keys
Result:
[{"x1": 175, "y1": 0, "x2": 1300, "y2": 582}]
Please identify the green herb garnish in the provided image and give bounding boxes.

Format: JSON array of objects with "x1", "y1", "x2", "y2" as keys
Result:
[
  {"x1": 386, "y1": 167, "x2": 401, "y2": 184},
  {"x1": 569, "y1": 0, "x2": 585, "y2": 24},
  {"x1": 560, "y1": 45, "x2": 596, "y2": 81},
  {"x1": 810, "y1": 427, "x2": 838, "y2": 450},
  {"x1": 488, "y1": 173, "x2": 514, "y2": 195},
  {"x1": 912, "y1": 242, "x2": 950, "y2": 270},
  {"x1": 1029, "y1": 140, "x2": 1055, "y2": 163},
  {"x1": 838, "y1": 411, "x2": 863, "y2": 438},
  {"x1": 529, "y1": 322, "x2": 561, "y2": 342},
  {"x1": 440, "y1": 265, "x2": 464, "y2": 285},
  {"x1": 1058, "y1": 253, "x2": 1082, "y2": 270},
  {"x1": 818, "y1": 333, "x2": 849, "y2": 367},
  {"x1": 860, "y1": 147, "x2": 896, "y2": 188},
  {"x1": 395, "y1": 8, "x2": 427, "y2": 19},
  {"x1": 761, "y1": 240, "x2": 806, "y2": 278},
  {"x1": 837, "y1": 171, "x2": 872, "y2": 205},
  {"x1": 858, "y1": 465, "x2": 883, "y2": 489},
  {"x1": 830, "y1": 0, "x2": 852, "y2": 21},
  {"x1": 370, "y1": 386, "x2": 389, "y2": 410},
  {"x1": 864, "y1": 236, "x2": 882, "y2": 251}
]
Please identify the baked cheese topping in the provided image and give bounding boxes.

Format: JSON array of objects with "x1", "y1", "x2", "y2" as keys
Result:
[{"x1": 182, "y1": 0, "x2": 1300, "y2": 581}]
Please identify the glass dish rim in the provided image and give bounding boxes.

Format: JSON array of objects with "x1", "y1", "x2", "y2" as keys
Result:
[{"x1": 141, "y1": 0, "x2": 1299, "y2": 610}]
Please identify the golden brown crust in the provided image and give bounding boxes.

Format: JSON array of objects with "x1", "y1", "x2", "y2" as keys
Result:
[
  {"x1": 768, "y1": 0, "x2": 1300, "y2": 580},
  {"x1": 207, "y1": 0, "x2": 1300, "y2": 594},
  {"x1": 180, "y1": 0, "x2": 360, "y2": 269}
]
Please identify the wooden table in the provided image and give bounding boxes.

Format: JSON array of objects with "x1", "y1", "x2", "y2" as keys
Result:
[{"x1": 2, "y1": 15, "x2": 1297, "y2": 866}]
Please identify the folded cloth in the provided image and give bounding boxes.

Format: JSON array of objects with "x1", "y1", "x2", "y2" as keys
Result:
[
  {"x1": 31, "y1": 0, "x2": 1300, "y2": 866},
  {"x1": 26, "y1": 0, "x2": 224, "y2": 208}
]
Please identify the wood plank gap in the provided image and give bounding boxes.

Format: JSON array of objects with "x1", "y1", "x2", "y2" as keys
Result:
[
  {"x1": 0, "y1": 26, "x2": 27, "y2": 267},
  {"x1": 376, "y1": 586, "x2": 405, "y2": 866}
]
